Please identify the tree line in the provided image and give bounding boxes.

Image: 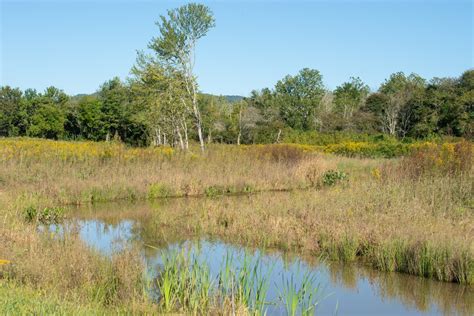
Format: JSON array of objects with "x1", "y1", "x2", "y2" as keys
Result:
[{"x1": 1, "y1": 3, "x2": 472, "y2": 148}]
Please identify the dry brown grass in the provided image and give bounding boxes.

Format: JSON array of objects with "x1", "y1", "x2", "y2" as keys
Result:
[
  {"x1": 0, "y1": 225, "x2": 148, "y2": 309},
  {"x1": 0, "y1": 138, "x2": 472, "y2": 313},
  {"x1": 0, "y1": 142, "x2": 354, "y2": 210}
]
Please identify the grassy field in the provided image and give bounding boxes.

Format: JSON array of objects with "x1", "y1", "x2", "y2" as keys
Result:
[{"x1": 0, "y1": 137, "x2": 472, "y2": 314}]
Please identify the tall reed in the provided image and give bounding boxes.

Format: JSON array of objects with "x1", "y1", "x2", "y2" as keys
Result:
[{"x1": 153, "y1": 247, "x2": 320, "y2": 315}]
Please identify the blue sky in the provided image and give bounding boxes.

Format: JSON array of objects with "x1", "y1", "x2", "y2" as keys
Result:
[{"x1": 1, "y1": 0, "x2": 472, "y2": 96}]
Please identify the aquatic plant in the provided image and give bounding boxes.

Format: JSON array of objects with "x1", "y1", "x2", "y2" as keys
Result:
[
  {"x1": 279, "y1": 268, "x2": 320, "y2": 316},
  {"x1": 23, "y1": 206, "x2": 65, "y2": 224},
  {"x1": 155, "y1": 249, "x2": 213, "y2": 313},
  {"x1": 155, "y1": 248, "x2": 278, "y2": 314}
]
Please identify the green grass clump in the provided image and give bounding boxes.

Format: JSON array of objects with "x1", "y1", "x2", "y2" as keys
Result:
[
  {"x1": 371, "y1": 240, "x2": 473, "y2": 284},
  {"x1": 155, "y1": 249, "x2": 272, "y2": 314},
  {"x1": 154, "y1": 248, "x2": 323, "y2": 314},
  {"x1": 204, "y1": 185, "x2": 227, "y2": 197},
  {"x1": 148, "y1": 183, "x2": 174, "y2": 199},
  {"x1": 279, "y1": 270, "x2": 320, "y2": 316},
  {"x1": 156, "y1": 249, "x2": 212, "y2": 313},
  {"x1": 23, "y1": 206, "x2": 65, "y2": 224},
  {"x1": 0, "y1": 282, "x2": 107, "y2": 315}
]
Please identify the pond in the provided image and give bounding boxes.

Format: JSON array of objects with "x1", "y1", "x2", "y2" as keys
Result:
[{"x1": 47, "y1": 197, "x2": 473, "y2": 315}]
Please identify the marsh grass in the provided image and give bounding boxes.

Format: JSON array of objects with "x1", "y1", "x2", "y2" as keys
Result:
[
  {"x1": 370, "y1": 240, "x2": 473, "y2": 284},
  {"x1": 279, "y1": 270, "x2": 320, "y2": 316},
  {"x1": 155, "y1": 248, "x2": 213, "y2": 313},
  {"x1": 0, "y1": 138, "x2": 472, "y2": 313},
  {"x1": 153, "y1": 247, "x2": 323, "y2": 315},
  {"x1": 129, "y1": 169, "x2": 472, "y2": 284},
  {"x1": 0, "y1": 139, "x2": 349, "y2": 208},
  {"x1": 155, "y1": 248, "x2": 271, "y2": 314},
  {"x1": 0, "y1": 226, "x2": 150, "y2": 311}
]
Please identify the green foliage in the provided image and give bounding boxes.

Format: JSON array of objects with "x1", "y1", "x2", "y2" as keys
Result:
[
  {"x1": 372, "y1": 240, "x2": 473, "y2": 284},
  {"x1": 155, "y1": 248, "x2": 281, "y2": 314},
  {"x1": 204, "y1": 185, "x2": 225, "y2": 197},
  {"x1": 279, "y1": 270, "x2": 320, "y2": 316},
  {"x1": 147, "y1": 2, "x2": 216, "y2": 151},
  {"x1": 148, "y1": 183, "x2": 174, "y2": 199},
  {"x1": 275, "y1": 68, "x2": 325, "y2": 130},
  {"x1": 0, "y1": 2, "x2": 472, "y2": 145},
  {"x1": 333, "y1": 76, "x2": 370, "y2": 120},
  {"x1": 27, "y1": 104, "x2": 66, "y2": 139},
  {"x1": 322, "y1": 170, "x2": 348, "y2": 186},
  {"x1": 0, "y1": 30, "x2": 472, "y2": 146},
  {"x1": 98, "y1": 77, "x2": 149, "y2": 145},
  {"x1": 23, "y1": 206, "x2": 37, "y2": 222},
  {"x1": 0, "y1": 86, "x2": 24, "y2": 137},
  {"x1": 149, "y1": 3, "x2": 215, "y2": 65},
  {"x1": 76, "y1": 96, "x2": 107, "y2": 141},
  {"x1": 24, "y1": 206, "x2": 65, "y2": 224}
]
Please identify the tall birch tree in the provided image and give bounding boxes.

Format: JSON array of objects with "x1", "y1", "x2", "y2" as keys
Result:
[{"x1": 148, "y1": 3, "x2": 215, "y2": 152}]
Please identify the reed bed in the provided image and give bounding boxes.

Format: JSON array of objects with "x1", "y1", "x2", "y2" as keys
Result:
[{"x1": 152, "y1": 247, "x2": 320, "y2": 315}]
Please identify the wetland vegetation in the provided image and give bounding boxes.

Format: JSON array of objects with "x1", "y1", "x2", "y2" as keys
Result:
[{"x1": 0, "y1": 138, "x2": 472, "y2": 314}]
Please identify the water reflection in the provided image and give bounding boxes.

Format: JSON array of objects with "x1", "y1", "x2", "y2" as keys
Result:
[{"x1": 53, "y1": 199, "x2": 472, "y2": 316}]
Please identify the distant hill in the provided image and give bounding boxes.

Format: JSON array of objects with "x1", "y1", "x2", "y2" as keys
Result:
[
  {"x1": 70, "y1": 92, "x2": 98, "y2": 100},
  {"x1": 72, "y1": 92, "x2": 244, "y2": 103},
  {"x1": 223, "y1": 95, "x2": 244, "y2": 103},
  {"x1": 200, "y1": 93, "x2": 244, "y2": 103}
]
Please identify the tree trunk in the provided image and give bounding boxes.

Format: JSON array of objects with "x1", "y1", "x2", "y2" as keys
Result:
[
  {"x1": 176, "y1": 126, "x2": 185, "y2": 150},
  {"x1": 237, "y1": 104, "x2": 242, "y2": 145},
  {"x1": 190, "y1": 81, "x2": 205, "y2": 152},
  {"x1": 182, "y1": 117, "x2": 189, "y2": 150},
  {"x1": 193, "y1": 101, "x2": 205, "y2": 151},
  {"x1": 155, "y1": 128, "x2": 162, "y2": 146},
  {"x1": 207, "y1": 129, "x2": 212, "y2": 144},
  {"x1": 276, "y1": 129, "x2": 282, "y2": 143}
]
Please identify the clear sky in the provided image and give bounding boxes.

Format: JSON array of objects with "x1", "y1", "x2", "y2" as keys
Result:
[{"x1": 1, "y1": 0, "x2": 472, "y2": 96}]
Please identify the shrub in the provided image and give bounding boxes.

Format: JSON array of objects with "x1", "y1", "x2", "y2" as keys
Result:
[
  {"x1": 401, "y1": 141, "x2": 473, "y2": 178},
  {"x1": 322, "y1": 170, "x2": 348, "y2": 186}
]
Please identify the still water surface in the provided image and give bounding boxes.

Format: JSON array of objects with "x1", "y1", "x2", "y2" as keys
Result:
[{"x1": 50, "y1": 198, "x2": 472, "y2": 316}]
